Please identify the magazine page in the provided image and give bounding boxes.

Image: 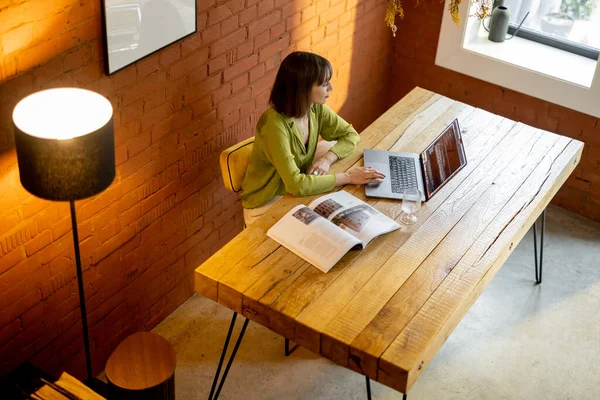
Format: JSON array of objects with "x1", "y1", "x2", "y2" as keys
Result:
[
  {"x1": 308, "y1": 191, "x2": 400, "y2": 248},
  {"x1": 267, "y1": 205, "x2": 361, "y2": 273}
]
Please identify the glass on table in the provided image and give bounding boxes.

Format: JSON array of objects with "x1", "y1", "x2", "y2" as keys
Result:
[{"x1": 401, "y1": 188, "x2": 422, "y2": 225}]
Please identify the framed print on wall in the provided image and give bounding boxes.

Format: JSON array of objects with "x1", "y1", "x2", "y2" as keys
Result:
[{"x1": 101, "y1": 0, "x2": 197, "y2": 75}]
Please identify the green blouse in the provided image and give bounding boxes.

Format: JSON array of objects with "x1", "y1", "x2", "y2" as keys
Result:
[{"x1": 240, "y1": 103, "x2": 360, "y2": 209}]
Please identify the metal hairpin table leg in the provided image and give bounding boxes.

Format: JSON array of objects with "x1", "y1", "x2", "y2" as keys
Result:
[
  {"x1": 533, "y1": 208, "x2": 546, "y2": 285},
  {"x1": 284, "y1": 338, "x2": 299, "y2": 356},
  {"x1": 208, "y1": 312, "x2": 249, "y2": 400},
  {"x1": 365, "y1": 376, "x2": 407, "y2": 400}
]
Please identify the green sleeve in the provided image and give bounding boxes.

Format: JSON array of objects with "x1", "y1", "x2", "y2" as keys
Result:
[
  {"x1": 262, "y1": 121, "x2": 336, "y2": 197},
  {"x1": 318, "y1": 104, "x2": 360, "y2": 159}
]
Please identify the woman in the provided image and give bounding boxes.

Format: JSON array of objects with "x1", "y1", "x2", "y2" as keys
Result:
[{"x1": 240, "y1": 51, "x2": 384, "y2": 225}]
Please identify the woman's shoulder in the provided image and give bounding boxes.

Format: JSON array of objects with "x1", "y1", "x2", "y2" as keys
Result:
[
  {"x1": 256, "y1": 108, "x2": 292, "y2": 141},
  {"x1": 257, "y1": 108, "x2": 291, "y2": 132}
]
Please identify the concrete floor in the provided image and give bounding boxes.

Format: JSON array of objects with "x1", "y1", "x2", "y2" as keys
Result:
[{"x1": 152, "y1": 205, "x2": 600, "y2": 399}]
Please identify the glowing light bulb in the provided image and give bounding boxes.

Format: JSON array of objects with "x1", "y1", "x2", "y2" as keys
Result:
[{"x1": 13, "y1": 88, "x2": 113, "y2": 140}]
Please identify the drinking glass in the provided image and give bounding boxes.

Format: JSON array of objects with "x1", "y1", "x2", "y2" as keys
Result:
[{"x1": 401, "y1": 188, "x2": 422, "y2": 225}]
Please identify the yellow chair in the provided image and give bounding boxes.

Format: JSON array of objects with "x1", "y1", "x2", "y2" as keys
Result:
[
  {"x1": 219, "y1": 136, "x2": 299, "y2": 356},
  {"x1": 219, "y1": 136, "x2": 254, "y2": 193}
]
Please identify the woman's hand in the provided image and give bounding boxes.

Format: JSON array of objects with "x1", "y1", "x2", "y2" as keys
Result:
[
  {"x1": 335, "y1": 166, "x2": 385, "y2": 186},
  {"x1": 307, "y1": 151, "x2": 338, "y2": 176}
]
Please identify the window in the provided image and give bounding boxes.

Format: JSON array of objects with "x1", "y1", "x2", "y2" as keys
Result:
[
  {"x1": 507, "y1": 0, "x2": 600, "y2": 59},
  {"x1": 435, "y1": 0, "x2": 600, "y2": 118}
]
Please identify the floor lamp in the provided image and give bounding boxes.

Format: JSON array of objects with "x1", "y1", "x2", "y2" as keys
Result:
[{"x1": 13, "y1": 88, "x2": 115, "y2": 382}]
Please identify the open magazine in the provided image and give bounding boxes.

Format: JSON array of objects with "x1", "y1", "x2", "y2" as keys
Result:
[{"x1": 267, "y1": 191, "x2": 400, "y2": 273}]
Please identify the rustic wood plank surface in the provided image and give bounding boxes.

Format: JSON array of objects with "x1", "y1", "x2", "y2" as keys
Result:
[{"x1": 194, "y1": 87, "x2": 583, "y2": 395}]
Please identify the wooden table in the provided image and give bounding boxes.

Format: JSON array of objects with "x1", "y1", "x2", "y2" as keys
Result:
[{"x1": 194, "y1": 87, "x2": 583, "y2": 397}]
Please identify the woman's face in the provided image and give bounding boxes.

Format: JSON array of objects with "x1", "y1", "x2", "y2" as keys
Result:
[{"x1": 310, "y1": 79, "x2": 334, "y2": 105}]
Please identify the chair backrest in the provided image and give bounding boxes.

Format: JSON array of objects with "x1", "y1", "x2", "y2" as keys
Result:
[{"x1": 220, "y1": 136, "x2": 255, "y2": 193}]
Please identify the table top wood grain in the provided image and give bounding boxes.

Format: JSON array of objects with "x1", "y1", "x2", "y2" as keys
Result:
[{"x1": 194, "y1": 87, "x2": 583, "y2": 394}]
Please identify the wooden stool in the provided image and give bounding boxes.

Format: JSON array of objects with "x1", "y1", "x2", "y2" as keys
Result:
[{"x1": 105, "y1": 332, "x2": 176, "y2": 400}]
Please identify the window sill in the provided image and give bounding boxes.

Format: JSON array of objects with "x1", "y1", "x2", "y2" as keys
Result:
[
  {"x1": 435, "y1": 1, "x2": 600, "y2": 118},
  {"x1": 463, "y1": 21, "x2": 596, "y2": 88}
]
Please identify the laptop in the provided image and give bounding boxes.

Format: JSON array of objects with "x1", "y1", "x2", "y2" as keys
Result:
[{"x1": 364, "y1": 119, "x2": 467, "y2": 201}]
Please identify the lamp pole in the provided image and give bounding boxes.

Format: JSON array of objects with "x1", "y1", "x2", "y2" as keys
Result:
[{"x1": 70, "y1": 200, "x2": 93, "y2": 380}]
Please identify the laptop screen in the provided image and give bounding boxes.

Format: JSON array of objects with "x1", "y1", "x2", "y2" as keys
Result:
[{"x1": 421, "y1": 119, "x2": 467, "y2": 199}]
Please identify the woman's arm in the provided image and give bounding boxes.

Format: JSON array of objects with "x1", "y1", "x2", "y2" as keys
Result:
[
  {"x1": 317, "y1": 104, "x2": 360, "y2": 159},
  {"x1": 261, "y1": 121, "x2": 336, "y2": 197}
]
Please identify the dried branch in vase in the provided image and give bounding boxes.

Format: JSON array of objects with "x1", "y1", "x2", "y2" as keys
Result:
[
  {"x1": 385, "y1": 0, "x2": 405, "y2": 37},
  {"x1": 385, "y1": 0, "x2": 494, "y2": 35}
]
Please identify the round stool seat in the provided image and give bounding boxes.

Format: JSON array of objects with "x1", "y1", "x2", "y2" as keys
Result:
[{"x1": 105, "y1": 332, "x2": 176, "y2": 399}]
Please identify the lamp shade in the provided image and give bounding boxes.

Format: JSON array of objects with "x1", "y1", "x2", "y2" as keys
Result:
[{"x1": 13, "y1": 88, "x2": 116, "y2": 201}]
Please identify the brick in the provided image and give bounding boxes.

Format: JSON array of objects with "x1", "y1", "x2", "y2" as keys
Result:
[
  {"x1": 287, "y1": 11, "x2": 303, "y2": 32},
  {"x1": 222, "y1": 109, "x2": 241, "y2": 129},
  {"x1": 24, "y1": 230, "x2": 52, "y2": 257},
  {"x1": 136, "y1": 53, "x2": 159, "y2": 77},
  {"x1": 169, "y1": 47, "x2": 209, "y2": 80},
  {"x1": 209, "y1": 5, "x2": 233, "y2": 26},
  {"x1": 122, "y1": 71, "x2": 166, "y2": 106},
  {"x1": 236, "y1": 39, "x2": 254, "y2": 60},
  {"x1": 231, "y1": 73, "x2": 249, "y2": 93},
  {"x1": 217, "y1": 87, "x2": 251, "y2": 117},
  {"x1": 0, "y1": 246, "x2": 25, "y2": 275},
  {"x1": 170, "y1": 108, "x2": 193, "y2": 131},
  {"x1": 290, "y1": 17, "x2": 318, "y2": 41},
  {"x1": 191, "y1": 94, "x2": 215, "y2": 118},
  {"x1": 63, "y1": 44, "x2": 92, "y2": 72},
  {"x1": 76, "y1": 15, "x2": 101, "y2": 43},
  {"x1": 181, "y1": 34, "x2": 203, "y2": 58},
  {"x1": 302, "y1": 5, "x2": 317, "y2": 22},
  {"x1": 112, "y1": 64, "x2": 137, "y2": 90},
  {"x1": 258, "y1": 0, "x2": 275, "y2": 16},
  {"x1": 202, "y1": 23, "x2": 221, "y2": 46},
  {"x1": 127, "y1": 132, "x2": 152, "y2": 157},
  {"x1": 198, "y1": 0, "x2": 216, "y2": 12},
  {"x1": 249, "y1": 63, "x2": 266, "y2": 82},
  {"x1": 270, "y1": 21, "x2": 286, "y2": 40},
  {"x1": 248, "y1": 10, "x2": 281, "y2": 37},
  {"x1": 67, "y1": 0, "x2": 97, "y2": 25},
  {"x1": 224, "y1": 54, "x2": 258, "y2": 81},
  {"x1": 91, "y1": 226, "x2": 135, "y2": 265},
  {"x1": 159, "y1": 44, "x2": 181, "y2": 66},
  {"x1": 240, "y1": 6, "x2": 258, "y2": 26},
  {"x1": 254, "y1": 30, "x2": 270, "y2": 50},
  {"x1": 141, "y1": 102, "x2": 171, "y2": 131},
  {"x1": 209, "y1": 54, "x2": 229, "y2": 75},
  {"x1": 189, "y1": 65, "x2": 209, "y2": 86},
  {"x1": 281, "y1": 2, "x2": 302, "y2": 20},
  {"x1": 212, "y1": 83, "x2": 232, "y2": 104},
  {"x1": 211, "y1": 27, "x2": 247, "y2": 57},
  {"x1": 259, "y1": 36, "x2": 290, "y2": 62},
  {"x1": 2, "y1": 23, "x2": 33, "y2": 55},
  {"x1": 311, "y1": 25, "x2": 326, "y2": 43},
  {"x1": 221, "y1": 15, "x2": 239, "y2": 36},
  {"x1": 325, "y1": 20, "x2": 339, "y2": 36},
  {"x1": 226, "y1": 0, "x2": 246, "y2": 13},
  {"x1": 183, "y1": 74, "x2": 221, "y2": 105},
  {"x1": 240, "y1": 99, "x2": 257, "y2": 118}
]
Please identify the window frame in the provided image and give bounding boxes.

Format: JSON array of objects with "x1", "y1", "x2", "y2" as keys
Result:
[
  {"x1": 508, "y1": 25, "x2": 600, "y2": 60},
  {"x1": 435, "y1": 0, "x2": 600, "y2": 118}
]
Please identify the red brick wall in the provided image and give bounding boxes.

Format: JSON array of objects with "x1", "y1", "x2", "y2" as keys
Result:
[
  {"x1": 0, "y1": 0, "x2": 393, "y2": 378},
  {"x1": 388, "y1": 2, "x2": 600, "y2": 221}
]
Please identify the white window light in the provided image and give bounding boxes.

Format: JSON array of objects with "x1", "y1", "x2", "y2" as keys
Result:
[{"x1": 436, "y1": 0, "x2": 600, "y2": 118}]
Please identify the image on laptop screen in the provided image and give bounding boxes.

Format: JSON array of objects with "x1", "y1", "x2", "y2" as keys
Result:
[{"x1": 422, "y1": 120, "x2": 466, "y2": 199}]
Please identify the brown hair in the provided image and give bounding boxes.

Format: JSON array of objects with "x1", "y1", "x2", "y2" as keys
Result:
[{"x1": 269, "y1": 51, "x2": 332, "y2": 118}]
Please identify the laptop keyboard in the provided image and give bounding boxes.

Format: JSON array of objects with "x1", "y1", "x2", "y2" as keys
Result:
[{"x1": 389, "y1": 156, "x2": 418, "y2": 193}]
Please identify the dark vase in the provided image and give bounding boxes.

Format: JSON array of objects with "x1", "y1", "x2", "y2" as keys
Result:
[{"x1": 488, "y1": 6, "x2": 511, "y2": 43}]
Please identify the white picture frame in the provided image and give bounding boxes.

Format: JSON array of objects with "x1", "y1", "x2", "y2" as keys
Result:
[{"x1": 101, "y1": 0, "x2": 197, "y2": 75}]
